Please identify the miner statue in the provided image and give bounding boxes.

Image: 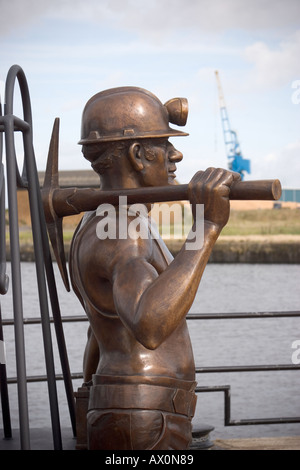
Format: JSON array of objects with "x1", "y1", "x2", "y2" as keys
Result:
[{"x1": 70, "y1": 86, "x2": 240, "y2": 450}]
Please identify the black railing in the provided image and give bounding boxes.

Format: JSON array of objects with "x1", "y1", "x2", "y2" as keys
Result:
[
  {"x1": 192, "y1": 310, "x2": 300, "y2": 427},
  {"x1": 0, "y1": 65, "x2": 76, "y2": 450},
  {"x1": 2, "y1": 310, "x2": 300, "y2": 432}
]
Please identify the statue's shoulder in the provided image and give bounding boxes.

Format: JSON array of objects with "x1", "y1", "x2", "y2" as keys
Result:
[
  {"x1": 70, "y1": 209, "x2": 154, "y2": 276},
  {"x1": 71, "y1": 210, "x2": 116, "y2": 254}
]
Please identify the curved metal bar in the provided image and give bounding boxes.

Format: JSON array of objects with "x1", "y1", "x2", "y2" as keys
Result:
[
  {"x1": 2, "y1": 80, "x2": 30, "y2": 449},
  {"x1": 0, "y1": 100, "x2": 9, "y2": 295},
  {"x1": 5, "y1": 65, "x2": 30, "y2": 189},
  {"x1": 6, "y1": 65, "x2": 76, "y2": 443},
  {"x1": 0, "y1": 101, "x2": 10, "y2": 436},
  {"x1": 5, "y1": 65, "x2": 62, "y2": 449},
  {"x1": 1, "y1": 65, "x2": 78, "y2": 449}
]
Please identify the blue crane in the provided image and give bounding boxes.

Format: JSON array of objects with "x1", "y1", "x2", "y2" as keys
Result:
[{"x1": 215, "y1": 71, "x2": 251, "y2": 180}]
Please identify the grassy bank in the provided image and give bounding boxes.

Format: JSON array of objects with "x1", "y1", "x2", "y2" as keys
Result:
[
  {"x1": 13, "y1": 207, "x2": 300, "y2": 244},
  {"x1": 165, "y1": 208, "x2": 300, "y2": 262},
  {"x1": 222, "y1": 208, "x2": 300, "y2": 236},
  {"x1": 7, "y1": 208, "x2": 300, "y2": 263}
]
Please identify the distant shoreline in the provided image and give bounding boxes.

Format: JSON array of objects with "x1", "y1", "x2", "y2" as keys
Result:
[
  {"x1": 168, "y1": 235, "x2": 300, "y2": 263},
  {"x1": 6, "y1": 235, "x2": 300, "y2": 264}
]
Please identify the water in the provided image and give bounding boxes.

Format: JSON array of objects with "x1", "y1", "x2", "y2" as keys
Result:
[
  {"x1": 189, "y1": 264, "x2": 300, "y2": 440},
  {"x1": 0, "y1": 262, "x2": 299, "y2": 442}
]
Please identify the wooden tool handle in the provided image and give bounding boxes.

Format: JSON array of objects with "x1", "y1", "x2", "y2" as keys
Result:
[
  {"x1": 228, "y1": 179, "x2": 282, "y2": 201},
  {"x1": 122, "y1": 179, "x2": 282, "y2": 203},
  {"x1": 51, "y1": 178, "x2": 282, "y2": 217}
]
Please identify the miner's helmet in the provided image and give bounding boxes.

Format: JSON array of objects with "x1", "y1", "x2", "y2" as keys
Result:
[{"x1": 78, "y1": 86, "x2": 189, "y2": 145}]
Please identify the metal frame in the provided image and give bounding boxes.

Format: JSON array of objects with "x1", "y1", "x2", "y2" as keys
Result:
[{"x1": 0, "y1": 65, "x2": 76, "y2": 450}]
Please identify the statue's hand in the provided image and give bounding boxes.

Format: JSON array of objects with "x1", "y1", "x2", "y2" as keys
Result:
[{"x1": 188, "y1": 168, "x2": 241, "y2": 230}]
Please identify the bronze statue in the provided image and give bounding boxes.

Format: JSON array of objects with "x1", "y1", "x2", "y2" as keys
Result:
[{"x1": 68, "y1": 87, "x2": 241, "y2": 450}]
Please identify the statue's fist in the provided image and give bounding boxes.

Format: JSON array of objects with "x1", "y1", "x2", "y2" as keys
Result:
[{"x1": 188, "y1": 168, "x2": 241, "y2": 229}]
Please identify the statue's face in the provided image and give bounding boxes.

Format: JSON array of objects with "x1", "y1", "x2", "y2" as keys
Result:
[
  {"x1": 142, "y1": 139, "x2": 183, "y2": 187},
  {"x1": 166, "y1": 142, "x2": 183, "y2": 185}
]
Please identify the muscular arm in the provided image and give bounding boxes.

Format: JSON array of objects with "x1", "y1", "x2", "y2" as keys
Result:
[
  {"x1": 112, "y1": 168, "x2": 240, "y2": 350},
  {"x1": 112, "y1": 221, "x2": 219, "y2": 350}
]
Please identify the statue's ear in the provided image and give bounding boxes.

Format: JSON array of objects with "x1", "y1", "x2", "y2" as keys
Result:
[{"x1": 128, "y1": 142, "x2": 144, "y2": 172}]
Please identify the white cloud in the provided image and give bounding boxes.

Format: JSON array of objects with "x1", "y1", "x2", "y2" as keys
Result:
[
  {"x1": 257, "y1": 141, "x2": 300, "y2": 187},
  {"x1": 244, "y1": 31, "x2": 300, "y2": 89},
  {"x1": 0, "y1": 0, "x2": 53, "y2": 35},
  {"x1": 52, "y1": 0, "x2": 300, "y2": 36},
  {"x1": 1, "y1": 0, "x2": 300, "y2": 39}
]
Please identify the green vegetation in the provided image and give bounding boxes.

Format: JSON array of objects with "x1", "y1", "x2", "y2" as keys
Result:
[
  {"x1": 6, "y1": 229, "x2": 76, "y2": 245},
  {"x1": 161, "y1": 208, "x2": 300, "y2": 238},
  {"x1": 6, "y1": 208, "x2": 300, "y2": 246},
  {"x1": 222, "y1": 208, "x2": 300, "y2": 236}
]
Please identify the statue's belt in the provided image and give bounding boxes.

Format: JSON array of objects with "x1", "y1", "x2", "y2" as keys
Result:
[{"x1": 88, "y1": 381, "x2": 197, "y2": 418}]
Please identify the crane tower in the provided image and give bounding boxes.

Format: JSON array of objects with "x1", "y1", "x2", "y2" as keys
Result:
[{"x1": 215, "y1": 71, "x2": 251, "y2": 180}]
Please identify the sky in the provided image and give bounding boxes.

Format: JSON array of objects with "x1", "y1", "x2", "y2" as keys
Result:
[{"x1": 0, "y1": 0, "x2": 300, "y2": 189}]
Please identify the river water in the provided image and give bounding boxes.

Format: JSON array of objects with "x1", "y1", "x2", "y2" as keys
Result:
[{"x1": 0, "y1": 262, "x2": 299, "y2": 441}]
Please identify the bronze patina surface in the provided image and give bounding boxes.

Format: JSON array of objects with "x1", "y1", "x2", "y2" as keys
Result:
[
  {"x1": 68, "y1": 87, "x2": 239, "y2": 450},
  {"x1": 42, "y1": 86, "x2": 280, "y2": 450}
]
